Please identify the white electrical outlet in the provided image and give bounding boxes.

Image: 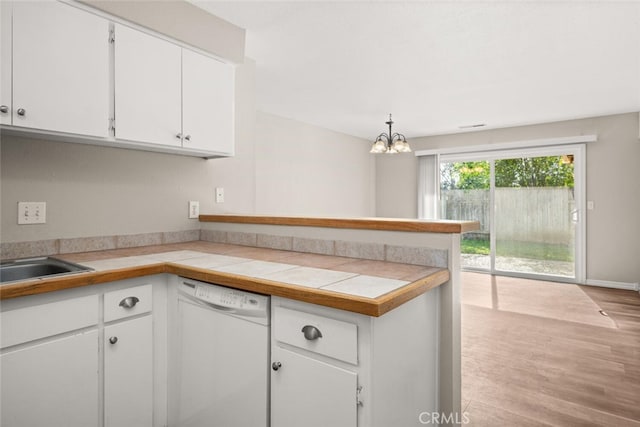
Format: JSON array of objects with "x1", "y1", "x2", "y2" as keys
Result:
[
  {"x1": 215, "y1": 187, "x2": 225, "y2": 203},
  {"x1": 18, "y1": 202, "x2": 46, "y2": 224},
  {"x1": 188, "y1": 201, "x2": 200, "y2": 219}
]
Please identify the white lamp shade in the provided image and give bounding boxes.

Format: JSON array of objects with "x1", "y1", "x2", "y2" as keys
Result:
[
  {"x1": 370, "y1": 139, "x2": 387, "y2": 153},
  {"x1": 392, "y1": 139, "x2": 412, "y2": 153}
]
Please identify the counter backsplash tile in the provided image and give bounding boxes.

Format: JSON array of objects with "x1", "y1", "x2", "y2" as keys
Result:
[
  {"x1": 162, "y1": 230, "x2": 201, "y2": 244},
  {"x1": 256, "y1": 234, "x2": 293, "y2": 251},
  {"x1": 200, "y1": 229, "x2": 227, "y2": 243},
  {"x1": 59, "y1": 236, "x2": 117, "y2": 254},
  {"x1": 2, "y1": 230, "x2": 450, "y2": 272},
  {"x1": 116, "y1": 232, "x2": 163, "y2": 249},
  {"x1": 335, "y1": 240, "x2": 385, "y2": 261},
  {"x1": 1, "y1": 239, "x2": 59, "y2": 260},
  {"x1": 226, "y1": 231, "x2": 257, "y2": 247},
  {"x1": 292, "y1": 237, "x2": 335, "y2": 256},
  {"x1": 2, "y1": 229, "x2": 201, "y2": 260},
  {"x1": 385, "y1": 245, "x2": 448, "y2": 268}
]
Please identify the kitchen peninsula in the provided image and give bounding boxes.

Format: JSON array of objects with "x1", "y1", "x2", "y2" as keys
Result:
[{"x1": 1, "y1": 215, "x2": 478, "y2": 426}]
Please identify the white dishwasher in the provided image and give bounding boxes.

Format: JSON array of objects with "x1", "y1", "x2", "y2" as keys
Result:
[{"x1": 174, "y1": 278, "x2": 270, "y2": 427}]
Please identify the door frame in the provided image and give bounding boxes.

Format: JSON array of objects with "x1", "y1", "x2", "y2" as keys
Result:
[{"x1": 437, "y1": 143, "x2": 586, "y2": 284}]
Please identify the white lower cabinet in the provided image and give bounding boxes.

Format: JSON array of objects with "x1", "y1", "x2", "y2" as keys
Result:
[
  {"x1": 0, "y1": 277, "x2": 165, "y2": 427},
  {"x1": 104, "y1": 283, "x2": 154, "y2": 427},
  {"x1": 0, "y1": 331, "x2": 99, "y2": 427},
  {"x1": 271, "y1": 346, "x2": 357, "y2": 427},
  {"x1": 271, "y1": 291, "x2": 439, "y2": 427},
  {"x1": 105, "y1": 315, "x2": 153, "y2": 427},
  {"x1": 1, "y1": 273, "x2": 440, "y2": 427},
  {"x1": 0, "y1": 293, "x2": 100, "y2": 427}
]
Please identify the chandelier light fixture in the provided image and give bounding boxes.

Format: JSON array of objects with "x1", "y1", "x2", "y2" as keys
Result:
[{"x1": 369, "y1": 114, "x2": 412, "y2": 154}]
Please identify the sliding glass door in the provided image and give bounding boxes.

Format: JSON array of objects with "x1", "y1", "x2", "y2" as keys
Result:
[
  {"x1": 438, "y1": 145, "x2": 585, "y2": 282},
  {"x1": 440, "y1": 160, "x2": 491, "y2": 270}
]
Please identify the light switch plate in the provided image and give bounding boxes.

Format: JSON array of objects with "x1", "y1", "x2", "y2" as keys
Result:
[
  {"x1": 18, "y1": 202, "x2": 46, "y2": 224},
  {"x1": 188, "y1": 201, "x2": 200, "y2": 219},
  {"x1": 215, "y1": 188, "x2": 224, "y2": 203}
]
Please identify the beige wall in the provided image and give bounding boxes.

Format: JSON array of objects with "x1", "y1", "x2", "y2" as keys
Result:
[
  {"x1": 253, "y1": 112, "x2": 375, "y2": 216},
  {"x1": 0, "y1": 58, "x2": 375, "y2": 244},
  {"x1": 376, "y1": 112, "x2": 640, "y2": 285}
]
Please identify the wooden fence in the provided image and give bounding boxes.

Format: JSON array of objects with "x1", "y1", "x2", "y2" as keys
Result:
[{"x1": 441, "y1": 187, "x2": 575, "y2": 245}]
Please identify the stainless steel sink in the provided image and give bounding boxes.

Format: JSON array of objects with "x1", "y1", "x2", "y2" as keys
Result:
[{"x1": 0, "y1": 257, "x2": 93, "y2": 283}]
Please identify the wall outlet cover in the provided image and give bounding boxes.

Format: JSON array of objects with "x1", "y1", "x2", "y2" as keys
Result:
[
  {"x1": 215, "y1": 187, "x2": 224, "y2": 203},
  {"x1": 188, "y1": 201, "x2": 200, "y2": 219}
]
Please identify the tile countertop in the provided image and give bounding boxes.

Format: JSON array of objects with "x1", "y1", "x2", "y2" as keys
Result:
[{"x1": 0, "y1": 242, "x2": 449, "y2": 317}]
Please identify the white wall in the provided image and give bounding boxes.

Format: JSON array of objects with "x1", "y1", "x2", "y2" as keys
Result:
[
  {"x1": 0, "y1": 58, "x2": 375, "y2": 244},
  {"x1": 254, "y1": 112, "x2": 375, "y2": 216},
  {"x1": 375, "y1": 112, "x2": 640, "y2": 285}
]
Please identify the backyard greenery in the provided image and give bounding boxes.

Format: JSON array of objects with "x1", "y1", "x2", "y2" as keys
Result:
[
  {"x1": 461, "y1": 238, "x2": 573, "y2": 262},
  {"x1": 441, "y1": 157, "x2": 574, "y2": 190}
]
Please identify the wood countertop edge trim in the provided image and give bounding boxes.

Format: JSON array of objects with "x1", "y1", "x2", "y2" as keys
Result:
[
  {"x1": 0, "y1": 262, "x2": 449, "y2": 317},
  {"x1": 166, "y1": 264, "x2": 449, "y2": 316},
  {"x1": 0, "y1": 264, "x2": 167, "y2": 300},
  {"x1": 199, "y1": 214, "x2": 480, "y2": 234},
  {"x1": 166, "y1": 265, "x2": 378, "y2": 316},
  {"x1": 375, "y1": 269, "x2": 450, "y2": 314}
]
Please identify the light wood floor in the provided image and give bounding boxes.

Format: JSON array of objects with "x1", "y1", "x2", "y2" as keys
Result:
[{"x1": 461, "y1": 272, "x2": 640, "y2": 426}]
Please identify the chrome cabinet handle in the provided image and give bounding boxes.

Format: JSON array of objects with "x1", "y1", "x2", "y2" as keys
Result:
[
  {"x1": 17, "y1": 108, "x2": 26, "y2": 116},
  {"x1": 109, "y1": 336, "x2": 118, "y2": 345},
  {"x1": 301, "y1": 325, "x2": 323, "y2": 340},
  {"x1": 184, "y1": 134, "x2": 191, "y2": 141},
  {"x1": 119, "y1": 296, "x2": 139, "y2": 309},
  {"x1": 271, "y1": 361, "x2": 282, "y2": 371},
  {"x1": 0, "y1": 105, "x2": 8, "y2": 113}
]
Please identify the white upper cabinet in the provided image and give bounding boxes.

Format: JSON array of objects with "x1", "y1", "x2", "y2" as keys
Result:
[
  {"x1": 0, "y1": 2, "x2": 11, "y2": 126},
  {"x1": 1, "y1": 3, "x2": 235, "y2": 158},
  {"x1": 182, "y1": 49, "x2": 235, "y2": 155},
  {"x1": 115, "y1": 24, "x2": 235, "y2": 155},
  {"x1": 11, "y1": 1, "x2": 109, "y2": 137},
  {"x1": 114, "y1": 24, "x2": 182, "y2": 147}
]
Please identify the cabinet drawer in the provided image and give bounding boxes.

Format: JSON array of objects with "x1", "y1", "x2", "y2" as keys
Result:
[
  {"x1": 273, "y1": 306, "x2": 358, "y2": 365},
  {"x1": 104, "y1": 284, "x2": 152, "y2": 322},
  {"x1": 1, "y1": 295, "x2": 98, "y2": 349}
]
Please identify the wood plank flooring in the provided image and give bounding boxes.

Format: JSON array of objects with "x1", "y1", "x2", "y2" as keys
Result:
[{"x1": 461, "y1": 272, "x2": 640, "y2": 426}]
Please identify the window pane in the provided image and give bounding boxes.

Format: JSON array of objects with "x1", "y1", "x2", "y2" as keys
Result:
[
  {"x1": 494, "y1": 155, "x2": 575, "y2": 277},
  {"x1": 440, "y1": 161, "x2": 490, "y2": 271}
]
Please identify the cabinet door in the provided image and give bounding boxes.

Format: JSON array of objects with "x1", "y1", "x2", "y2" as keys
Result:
[
  {"x1": 0, "y1": 1, "x2": 11, "y2": 125},
  {"x1": 11, "y1": 1, "x2": 109, "y2": 136},
  {"x1": 271, "y1": 347, "x2": 358, "y2": 427},
  {"x1": 182, "y1": 49, "x2": 235, "y2": 155},
  {"x1": 115, "y1": 24, "x2": 182, "y2": 147},
  {"x1": 104, "y1": 315, "x2": 153, "y2": 427},
  {"x1": 0, "y1": 331, "x2": 99, "y2": 427}
]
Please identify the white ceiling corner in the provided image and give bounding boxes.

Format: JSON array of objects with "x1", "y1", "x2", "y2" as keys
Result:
[{"x1": 192, "y1": 1, "x2": 640, "y2": 140}]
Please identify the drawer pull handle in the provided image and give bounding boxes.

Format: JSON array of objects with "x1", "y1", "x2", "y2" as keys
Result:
[
  {"x1": 119, "y1": 296, "x2": 139, "y2": 309},
  {"x1": 109, "y1": 336, "x2": 118, "y2": 345},
  {"x1": 272, "y1": 361, "x2": 282, "y2": 371},
  {"x1": 301, "y1": 325, "x2": 323, "y2": 341}
]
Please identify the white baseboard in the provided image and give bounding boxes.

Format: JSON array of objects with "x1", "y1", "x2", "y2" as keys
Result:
[{"x1": 585, "y1": 279, "x2": 639, "y2": 292}]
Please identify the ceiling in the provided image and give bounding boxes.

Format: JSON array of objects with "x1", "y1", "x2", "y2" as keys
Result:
[{"x1": 192, "y1": 1, "x2": 640, "y2": 140}]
